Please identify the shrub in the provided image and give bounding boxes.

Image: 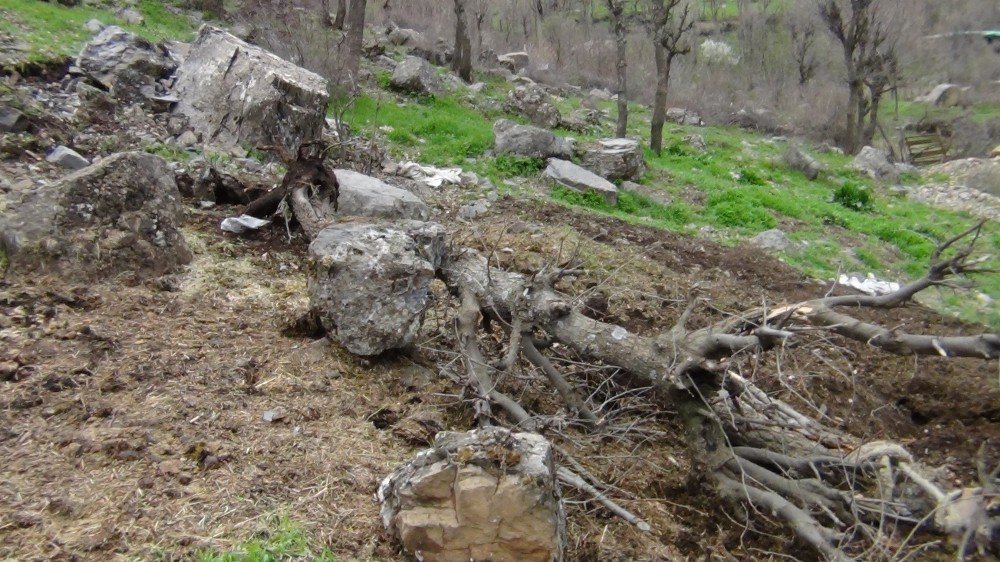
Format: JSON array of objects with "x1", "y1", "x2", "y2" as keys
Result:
[
  {"x1": 489, "y1": 155, "x2": 545, "y2": 178},
  {"x1": 833, "y1": 181, "x2": 873, "y2": 210},
  {"x1": 737, "y1": 167, "x2": 767, "y2": 186},
  {"x1": 710, "y1": 200, "x2": 777, "y2": 231},
  {"x1": 700, "y1": 39, "x2": 740, "y2": 66}
]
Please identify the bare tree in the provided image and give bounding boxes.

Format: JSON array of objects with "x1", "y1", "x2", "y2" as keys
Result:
[
  {"x1": 820, "y1": 0, "x2": 899, "y2": 153},
  {"x1": 452, "y1": 0, "x2": 473, "y2": 82},
  {"x1": 344, "y1": 0, "x2": 368, "y2": 87},
  {"x1": 790, "y1": 18, "x2": 818, "y2": 85},
  {"x1": 648, "y1": 0, "x2": 694, "y2": 155},
  {"x1": 606, "y1": 0, "x2": 629, "y2": 137},
  {"x1": 324, "y1": 0, "x2": 347, "y2": 30}
]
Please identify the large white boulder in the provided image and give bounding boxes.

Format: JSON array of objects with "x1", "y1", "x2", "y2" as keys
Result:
[
  {"x1": 171, "y1": 26, "x2": 329, "y2": 155},
  {"x1": 0, "y1": 152, "x2": 191, "y2": 280},
  {"x1": 308, "y1": 221, "x2": 446, "y2": 356}
]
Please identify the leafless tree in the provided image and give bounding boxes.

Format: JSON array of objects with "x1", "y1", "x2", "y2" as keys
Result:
[
  {"x1": 790, "y1": 18, "x2": 818, "y2": 85},
  {"x1": 344, "y1": 0, "x2": 368, "y2": 87},
  {"x1": 648, "y1": 0, "x2": 694, "y2": 155},
  {"x1": 452, "y1": 0, "x2": 474, "y2": 82},
  {"x1": 819, "y1": 0, "x2": 900, "y2": 153},
  {"x1": 605, "y1": 0, "x2": 629, "y2": 137},
  {"x1": 322, "y1": 0, "x2": 346, "y2": 30}
]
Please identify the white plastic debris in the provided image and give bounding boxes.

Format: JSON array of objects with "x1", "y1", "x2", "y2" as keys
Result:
[
  {"x1": 398, "y1": 161, "x2": 463, "y2": 188},
  {"x1": 837, "y1": 273, "x2": 901, "y2": 296},
  {"x1": 221, "y1": 215, "x2": 271, "y2": 234}
]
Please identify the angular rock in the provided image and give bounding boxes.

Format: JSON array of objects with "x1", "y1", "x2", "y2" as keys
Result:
[
  {"x1": 387, "y1": 27, "x2": 424, "y2": 48},
  {"x1": 336, "y1": 170, "x2": 430, "y2": 221},
  {"x1": 176, "y1": 130, "x2": 199, "y2": 148},
  {"x1": 504, "y1": 85, "x2": 561, "y2": 129},
  {"x1": 851, "y1": 146, "x2": 898, "y2": 181},
  {"x1": 308, "y1": 221, "x2": 446, "y2": 356},
  {"x1": 0, "y1": 152, "x2": 191, "y2": 279},
  {"x1": 783, "y1": 145, "x2": 823, "y2": 180},
  {"x1": 390, "y1": 56, "x2": 442, "y2": 96},
  {"x1": 666, "y1": 107, "x2": 703, "y2": 126},
  {"x1": 493, "y1": 119, "x2": 573, "y2": 160},
  {"x1": 46, "y1": 146, "x2": 90, "y2": 170},
  {"x1": 916, "y1": 83, "x2": 968, "y2": 107},
  {"x1": 116, "y1": 8, "x2": 144, "y2": 25},
  {"x1": 559, "y1": 108, "x2": 603, "y2": 133},
  {"x1": 84, "y1": 19, "x2": 105, "y2": 33},
  {"x1": 0, "y1": 107, "x2": 27, "y2": 133},
  {"x1": 750, "y1": 229, "x2": 792, "y2": 251},
  {"x1": 545, "y1": 158, "x2": 618, "y2": 206},
  {"x1": 683, "y1": 134, "x2": 707, "y2": 152},
  {"x1": 458, "y1": 199, "x2": 490, "y2": 220},
  {"x1": 75, "y1": 82, "x2": 117, "y2": 123},
  {"x1": 497, "y1": 51, "x2": 530, "y2": 73},
  {"x1": 171, "y1": 26, "x2": 329, "y2": 156},
  {"x1": 580, "y1": 138, "x2": 645, "y2": 182},
  {"x1": 378, "y1": 427, "x2": 565, "y2": 562},
  {"x1": 76, "y1": 26, "x2": 176, "y2": 103}
]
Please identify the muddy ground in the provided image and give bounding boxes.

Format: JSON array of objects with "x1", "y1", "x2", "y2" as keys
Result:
[{"x1": 2, "y1": 81, "x2": 999, "y2": 562}]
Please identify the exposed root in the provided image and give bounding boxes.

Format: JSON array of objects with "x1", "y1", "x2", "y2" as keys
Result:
[{"x1": 431, "y1": 218, "x2": 999, "y2": 559}]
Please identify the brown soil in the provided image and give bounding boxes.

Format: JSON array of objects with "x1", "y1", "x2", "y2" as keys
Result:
[{"x1": 2, "y1": 84, "x2": 998, "y2": 561}]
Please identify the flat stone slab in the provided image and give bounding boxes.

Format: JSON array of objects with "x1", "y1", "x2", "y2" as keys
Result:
[{"x1": 545, "y1": 158, "x2": 618, "y2": 206}]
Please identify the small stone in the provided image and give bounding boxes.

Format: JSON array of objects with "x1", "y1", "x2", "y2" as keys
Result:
[
  {"x1": 0, "y1": 107, "x2": 28, "y2": 133},
  {"x1": 458, "y1": 199, "x2": 490, "y2": 220},
  {"x1": 176, "y1": 130, "x2": 198, "y2": 148},
  {"x1": 750, "y1": 229, "x2": 792, "y2": 251},
  {"x1": 46, "y1": 146, "x2": 90, "y2": 170},
  {"x1": 683, "y1": 134, "x2": 707, "y2": 151},
  {"x1": 262, "y1": 409, "x2": 286, "y2": 423},
  {"x1": 116, "y1": 8, "x2": 144, "y2": 25},
  {"x1": 84, "y1": 19, "x2": 105, "y2": 33}
]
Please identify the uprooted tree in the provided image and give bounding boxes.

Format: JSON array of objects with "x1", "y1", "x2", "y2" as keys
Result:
[{"x1": 258, "y1": 148, "x2": 999, "y2": 560}]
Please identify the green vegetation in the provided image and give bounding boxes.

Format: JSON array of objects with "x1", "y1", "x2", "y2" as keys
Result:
[
  {"x1": 342, "y1": 94, "x2": 494, "y2": 166},
  {"x1": 144, "y1": 142, "x2": 192, "y2": 162},
  {"x1": 0, "y1": 0, "x2": 197, "y2": 65},
  {"x1": 196, "y1": 517, "x2": 337, "y2": 562},
  {"x1": 552, "y1": 186, "x2": 694, "y2": 231},
  {"x1": 833, "y1": 181, "x2": 873, "y2": 211},
  {"x1": 882, "y1": 99, "x2": 1000, "y2": 126},
  {"x1": 346, "y1": 69, "x2": 997, "y2": 326}
]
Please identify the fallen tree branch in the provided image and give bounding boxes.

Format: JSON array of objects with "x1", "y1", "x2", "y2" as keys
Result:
[
  {"x1": 521, "y1": 337, "x2": 601, "y2": 427},
  {"x1": 557, "y1": 467, "x2": 652, "y2": 533}
]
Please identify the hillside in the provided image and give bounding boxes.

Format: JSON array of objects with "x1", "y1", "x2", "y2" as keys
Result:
[{"x1": 0, "y1": 2, "x2": 998, "y2": 561}]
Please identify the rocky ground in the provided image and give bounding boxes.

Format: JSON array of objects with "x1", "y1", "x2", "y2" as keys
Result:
[{"x1": 1, "y1": 16, "x2": 998, "y2": 562}]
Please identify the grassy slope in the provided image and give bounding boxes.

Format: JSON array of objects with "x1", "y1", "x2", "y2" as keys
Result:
[
  {"x1": 344, "y1": 60, "x2": 1000, "y2": 328},
  {"x1": 0, "y1": 0, "x2": 197, "y2": 65}
]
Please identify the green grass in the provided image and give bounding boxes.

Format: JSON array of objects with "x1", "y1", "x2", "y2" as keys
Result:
[
  {"x1": 551, "y1": 185, "x2": 695, "y2": 231},
  {"x1": 882, "y1": 99, "x2": 1000, "y2": 126},
  {"x1": 342, "y1": 94, "x2": 494, "y2": 166},
  {"x1": 0, "y1": 0, "x2": 198, "y2": 65},
  {"x1": 339, "y1": 40, "x2": 999, "y2": 327},
  {"x1": 196, "y1": 517, "x2": 337, "y2": 562},
  {"x1": 144, "y1": 142, "x2": 192, "y2": 162}
]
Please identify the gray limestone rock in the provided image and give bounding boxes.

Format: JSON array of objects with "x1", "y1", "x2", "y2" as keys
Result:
[{"x1": 171, "y1": 26, "x2": 329, "y2": 156}]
